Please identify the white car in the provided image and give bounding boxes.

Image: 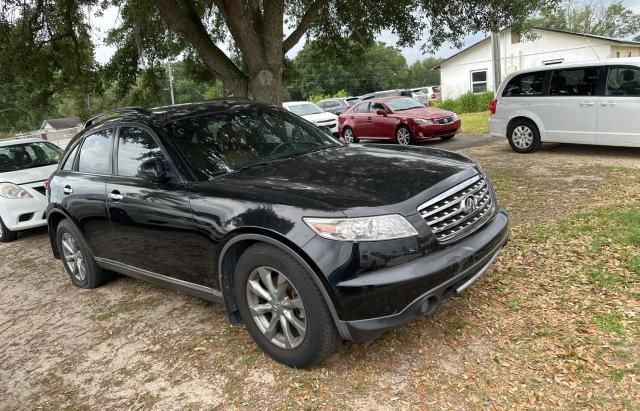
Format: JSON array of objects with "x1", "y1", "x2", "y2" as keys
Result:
[
  {"x1": 0, "y1": 138, "x2": 63, "y2": 241},
  {"x1": 282, "y1": 101, "x2": 339, "y2": 134},
  {"x1": 489, "y1": 58, "x2": 640, "y2": 153}
]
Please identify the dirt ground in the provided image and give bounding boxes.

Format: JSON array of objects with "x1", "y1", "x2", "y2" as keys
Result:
[{"x1": 1, "y1": 136, "x2": 639, "y2": 409}]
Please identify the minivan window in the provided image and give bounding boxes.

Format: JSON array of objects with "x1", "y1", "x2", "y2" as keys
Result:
[
  {"x1": 606, "y1": 67, "x2": 640, "y2": 96},
  {"x1": 78, "y1": 129, "x2": 113, "y2": 174},
  {"x1": 503, "y1": 72, "x2": 546, "y2": 97},
  {"x1": 117, "y1": 127, "x2": 165, "y2": 177},
  {"x1": 549, "y1": 67, "x2": 602, "y2": 96}
]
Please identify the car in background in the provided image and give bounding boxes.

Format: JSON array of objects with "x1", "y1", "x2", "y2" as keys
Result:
[
  {"x1": 489, "y1": 59, "x2": 640, "y2": 153},
  {"x1": 0, "y1": 138, "x2": 63, "y2": 242},
  {"x1": 338, "y1": 96, "x2": 460, "y2": 145},
  {"x1": 411, "y1": 88, "x2": 430, "y2": 105},
  {"x1": 283, "y1": 101, "x2": 339, "y2": 134},
  {"x1": 317, "y1": 97, "x2": 359, "y2": 115},
  {"x1": 45, "y1": 100, "x2": 508, "y2": 368},
  {"x1": 425, "y1": 85, "x2": 442, "y2": 102},
  {"x1": 360, "y1": 89, "x2": 413, "y2": 101}
]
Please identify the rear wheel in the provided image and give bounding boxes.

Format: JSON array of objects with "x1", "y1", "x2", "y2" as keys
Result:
[
  {"x1": 508, "y1": 119, "x2": 541, "y2": 153},
  {"x1": 56, "y1": 219, "x2": 111, "y2": 288},
  {"x1": 342, "y1": 127, "x2": 357, "y2": 144},
  {"x1": 234, "y1": 243, "x2": 341, "y2": 368},
  {"x1": 0, "y1": 216, "x2": 17, "y2": 242},
  {"x1": 396, "y1": 126, "x2": 412, "y2": 145}
]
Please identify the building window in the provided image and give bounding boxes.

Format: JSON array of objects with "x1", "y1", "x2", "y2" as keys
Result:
[
  {"x1": 511, "y1": 32, "x2": 521, "y2": 44},
  {"x1": 470, "y1": 70, "x2": 488, "y2": 93},
  {"x1": 616, "y1": 51, "x2": 621, "y2": 58},
  {"x1": 543, "y1": 59, "x2": 564, "y2": 66}
]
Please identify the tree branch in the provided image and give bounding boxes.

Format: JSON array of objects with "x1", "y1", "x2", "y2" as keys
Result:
[
  {"x1": 152, "y1": 0, "x2": 248, "y2": 95},
  {"x1": 283, "y1": 0, "x2": 330, "y2": 53}
]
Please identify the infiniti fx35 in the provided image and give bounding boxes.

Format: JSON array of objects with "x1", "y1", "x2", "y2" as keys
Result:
[{"x1": 47, "y1": 99, "x2": 509, "y2": 368}]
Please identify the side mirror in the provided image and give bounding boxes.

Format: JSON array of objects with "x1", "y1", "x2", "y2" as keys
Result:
[
  {"x1": 137, "y1": 158, "x2": 169, "y2": 182},
  {"x1": 376, "y1": 109, "x2": 387, "y2": 116}
]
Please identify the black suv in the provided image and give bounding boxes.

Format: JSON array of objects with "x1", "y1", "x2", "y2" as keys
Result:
[{"x1": 46, "y1": 99, "x2": 508, "y2": 368}]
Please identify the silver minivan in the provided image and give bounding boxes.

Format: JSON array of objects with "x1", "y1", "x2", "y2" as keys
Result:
[{"x1": 489, "y1": 58, "x2": 640, "y2": 153}]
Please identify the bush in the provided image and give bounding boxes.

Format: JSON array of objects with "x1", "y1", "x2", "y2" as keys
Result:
[
  {"x1": 307, "y1": 90, "x2": 349, "y2": 103},
  {"x1": 432, "y1": 91, "x2": 494, "y2": 114}
]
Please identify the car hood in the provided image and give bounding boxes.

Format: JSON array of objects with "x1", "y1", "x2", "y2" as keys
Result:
[
  {"x1": 300, "y1": 112, "x2": 338, "y2": 123},
  {"x1": 0, "y1": 164, "x2": 58, "y2": 185},
  {"x1": 391, "y1": 107, "x2": 453, "y2": 119},
  {"x1": 218, "y1": 144, "x2": 478, "y2": 215}
]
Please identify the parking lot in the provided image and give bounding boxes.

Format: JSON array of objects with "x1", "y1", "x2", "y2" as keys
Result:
[{"x1": 1, "y1": 136, "x2": 639, "y2": 409}]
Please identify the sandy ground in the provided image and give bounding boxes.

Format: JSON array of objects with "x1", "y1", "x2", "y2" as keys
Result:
[{"x1": 1, "y1": 136, "x2": 639, "y2": 409}]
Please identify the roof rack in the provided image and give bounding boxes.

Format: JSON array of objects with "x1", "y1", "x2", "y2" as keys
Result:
[{"x1": 83, "y1": 107, "x2": 150, "y2": 129}]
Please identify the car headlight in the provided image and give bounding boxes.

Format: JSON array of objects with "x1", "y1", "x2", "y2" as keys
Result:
[
  {"x1": 0, "y1": 182, "x2": 33, "y2": 199},
  {"x1": 414, "y1": 118, "x2": 435, "y2": 125},
  {"x1": 303, "y1": 214, "x2": 418, "y2": 241},
  {"x1": 451, "y1": 113, "x2": 458, "y2": 119}
]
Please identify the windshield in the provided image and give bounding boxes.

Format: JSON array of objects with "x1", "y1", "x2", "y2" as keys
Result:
[
  {"x1": 287, "y1": 103, "x2": 324, "y2": 116},
  {"x1": 166, "y1": 107, "x2": 341, "y2": 180},
  {"x1": 386, "y1": 97, "x2": 425, "y2": 111},
  {"x1": 0, "y1": 141, "x2": 63, "y2": 172}
]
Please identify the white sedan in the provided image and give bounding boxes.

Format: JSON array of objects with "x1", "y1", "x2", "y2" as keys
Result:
[
  {"x1": 0, "y1": 138, "x2": 63, "y2": 242},
  {"x1": 282, "y1": 101, "x2": 339, "y2": 135}
]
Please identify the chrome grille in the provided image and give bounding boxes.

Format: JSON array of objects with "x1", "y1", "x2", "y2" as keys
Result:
[{"x1": 418, "y1": 175, "x2": 494, "y2": 243}]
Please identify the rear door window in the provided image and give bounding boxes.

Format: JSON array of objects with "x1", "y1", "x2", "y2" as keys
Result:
[
  {"x1": 78, "y1": 128, "x2": 114, "y2": 174},
  {"x1": 503, "y1": 71, "x2": 546, "y2": 97},
  {"x1": 61, "y1": 143, "x2": 80, "y2": 171},
  {"x1": 353, "y1": 103, "x2": 370, "y2": 113},
  {"x1": 606, "y1": 66, "x2": 640, "y2": 96},
  {"x1": 549, "y1": 67, "x2": 602, "y2": 96},
  {"x1": 116, "y1": 127, "x2": 166, "y2": 177}
]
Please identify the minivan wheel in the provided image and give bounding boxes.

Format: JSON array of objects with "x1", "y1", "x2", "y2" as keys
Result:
[
  {"x1": 234, "y1": 243, "x2": 341, "y2": 368},
  {"x1": 342, "y1": 127, "x2": 357, "y2": 143},
  {"x1": 508, "y1": 120, "x2": 541, "y2": 153},
  {"x1": 0, "y1": 217, "x2": 18, "y2": 242},
  {"x1": 56, "y1": 219, "x2": 110, "y2": 289},
  {"x1": 396, "y1": 126, "x2": 412, "y2": 145}
]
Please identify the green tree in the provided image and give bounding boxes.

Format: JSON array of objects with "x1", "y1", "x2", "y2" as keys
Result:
[
  {"x1": 528, "y1": 0, "x2": 640, "y2": 39},
  {"x1": 407, "y1": 57, "x2": 443, "y2": 88}
]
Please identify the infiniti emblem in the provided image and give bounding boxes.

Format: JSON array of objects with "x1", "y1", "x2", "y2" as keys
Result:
[{"x1": 461, "y1": 194, "x2": 478, "y2": 213}]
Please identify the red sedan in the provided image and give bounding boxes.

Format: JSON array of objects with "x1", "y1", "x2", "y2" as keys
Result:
[{"x1": 338, "y1": 96, "x2": 461, "y2": 145}]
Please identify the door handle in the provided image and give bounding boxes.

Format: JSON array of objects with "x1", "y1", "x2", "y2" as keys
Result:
[
  {"x1": 367, "y1": 116, "x2": 372, "y2": 120},
  {"x1": 108, "y1": 191, "x2": 124, "y2": 201},
  {"x1": 600, "y1": 102, "x2": 616, "y2": 107},
  {"x1": 349, "y1": 116, "x2": 354, "y2": 119},
  {"x1": 63, "y1": 185, "x2": 73, "y2": 195},
  {"x1": 579, "y1": 102, "x2": 595, "y2": 107}
]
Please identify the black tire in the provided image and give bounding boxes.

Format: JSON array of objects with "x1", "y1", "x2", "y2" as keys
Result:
[
  {"x1": 234, "y1": 243, "x2": 341, "y2": 368},
  {"x1": 56, "y1": 219, "x2": 111, "y2": 289},
  {"x1": 396, "y1": 125, "x2": 413, "y2": 145},
  {"x1": 0, "y1": 216, "x2": 18, "y2": 242},
  {"x1": 342, "y1": 127, "x2": 358, "y2": 143},
  {"x1": 507, "y1": 119, "x2": 541, "y2": 153}
]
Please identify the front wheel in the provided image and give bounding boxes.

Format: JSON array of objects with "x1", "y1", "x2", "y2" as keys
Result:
[
  {"x1": 508, "y1": 120, "x2": 541, "y2": 153},
  {"x1": 0, "y1": 216, "x2": 18, "y2": 242},
  {"x1": 342, "y1": 127, "x2": 357, "y2": 144},
  {"x1": 396, "y1": 126, "x2": 412, "y2": 145},
  {"x1": 234, "y1": 243, "x2": 341, "y2": 368}
]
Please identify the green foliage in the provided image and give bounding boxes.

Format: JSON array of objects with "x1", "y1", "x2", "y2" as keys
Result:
[
  {"x1": 433, "y1": 92, "x2": 494, "y2": 114},
  {"x1": 307, "y1": 90, "x2": 349, "y2": 103},
  {"x1": 528, "y1": 0, "x2": 640, "y2": 39}
]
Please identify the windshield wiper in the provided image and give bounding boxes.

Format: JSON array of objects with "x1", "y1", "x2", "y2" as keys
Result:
[{"x1": 208, "y1": 157, "x2": 292, "y2": 181}]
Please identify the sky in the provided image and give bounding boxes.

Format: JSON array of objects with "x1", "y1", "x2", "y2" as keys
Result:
[{"x1": 92, "y1": 0, "x2": 640, "y2": 66}]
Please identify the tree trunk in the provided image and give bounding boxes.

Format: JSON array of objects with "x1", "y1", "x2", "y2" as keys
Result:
[{"x1": 247, "y1": 65, "x2": 282, "y2": 105}]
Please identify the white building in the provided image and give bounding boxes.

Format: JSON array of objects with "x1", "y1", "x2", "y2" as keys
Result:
[{"x1": 436, "y1": 27, "x2": 640, "y2": 100}]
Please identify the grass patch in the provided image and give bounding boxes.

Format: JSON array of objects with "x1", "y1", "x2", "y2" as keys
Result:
[
  {"x1": 593, "y1": 313, "x2": 625, "y2": 335},
  {"x1": 459, "y1": 111, "x2": 489, "y2": 134},
  {"x1": 504, "y1": 298, "x2": 523, "y2": 311},
  {"x1": 626, "y1": 256, "x2": 640, "y2": 274},
  {"x1": 587, "y1": 271, "x2": 624, "y2": 292}
]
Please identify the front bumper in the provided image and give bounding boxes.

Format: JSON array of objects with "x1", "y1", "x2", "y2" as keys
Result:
[
  {"x1": 338, "y1": 208, "x2": 508, "y2": 341},
  {"x1": 315, "y1": 121, "x2": 338, "y2": 134},
  {"x1": 412, "y1": 119, "x2": 461, "y2": 140},
  {"x1": 0, "y1": 185, "x2": 48, "y2": 231}
]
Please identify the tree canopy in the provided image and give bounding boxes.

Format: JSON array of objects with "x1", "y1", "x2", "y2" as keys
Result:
[
  {"x1": 528, "y1": 0, "x2": 640, "y2": 39},
  {"x1": 1, "y1": 0, "x2": 558, "y2": 132}
]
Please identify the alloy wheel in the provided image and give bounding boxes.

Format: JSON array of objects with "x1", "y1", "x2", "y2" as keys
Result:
[
  {"x1": 343, "y1": 129, "x2": 354, "y2": 143},
  {"x1": 246, "y1": 266, "x2": 307, "y2": 349},
  {"x1": 397, "y1": 128, "x2": 411, "y2": 145},
  {"x1": 512, "y1": 125, "x2": 534, "y2": 149},
  {"x1": 61, "y1": 232, "x2": 87, "y2": 282}
]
